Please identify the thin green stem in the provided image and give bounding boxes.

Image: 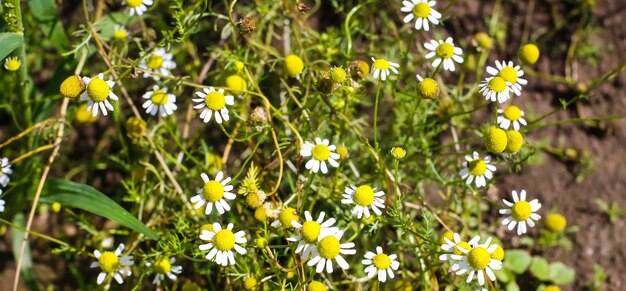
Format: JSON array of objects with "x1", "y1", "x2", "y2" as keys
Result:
[{"x1": 373, "y1": 80, "x2": 382, "y2": 151}]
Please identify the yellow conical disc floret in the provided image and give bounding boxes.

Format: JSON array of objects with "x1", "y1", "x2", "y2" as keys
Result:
[
  {"x1": 98, "y1": 251, "x2": 120, "y2": 273},
  {"x1": 417, "y1": 77, "x2": 439, "y2": 100},
  {"x1": 543, "y1": 285, "x2": 561, "y2": 291},
  {"x1": 60, "y1": 75, "x2": 86, "y2": 99},
  {"x1": 127, "y1": 0, "x2": 143, "y2": 7},
  {"x1": 318, "y1": 236, "x2": 340, "y2": 259},
  {"x1": 154, "y1": 257, "x2": 171, "y2": 274},
  {"x1": 519, "y1": 43, "x2": 540, "y2": 65},
  {"x1": 372, "y1": 253, "x2": 392, "y2": 269},
  {"x1": 126, "y1": 117, "x2": 146, "y2": 139},
  {"x1": 336, "y1": 146, "x2": 349, "y2": 160},
  {"x1": 278, "y1": 207, "x2": 299, "y2": 228},
  {"x1": 284, "y1": 54, "x2": 304, "y2": 77},
  {"x1": 75, "y1": 104, "x2": 98, "y2": 123},
  {"x1": 353, "y1": 185, "x2": 375, "y2": 206},
  {"x1": 226, "y1": 75, "x2": 247, "y2": 94},
  {"x1": 439, "y1": 230, "x2": 454, "y2": 245},
  {"x1": 505, "y1": 130, "x2": 524, "y2": 153},
  {"x1": 214, "y1": 229, "x2": 236, "y2": 251},
  {"x1": 485, "y1": 126, "x2": 507, "y2": 153},
  {"x1": 330, "y1": 67, "x2": 347, "y2": 83},
  {"x1": 243, "y1": 276, "x2": 258, "y2": 290},
  {"x1": 467, "y1": 247, "x2": 490, "y2": 270},
  {"x1": 544, "y1": 213, "x2": 567, "y2": 233},
  {"x1": 474, "y1": 32, "x2": 493, "y2": 50},
  {"x1": 491, "y1": 244, "x2": 504, "y2": 261},
  {"x1": 203, "y1": 180, "x2": 225, "y2": 202},
  {"x1": 301, "y1": 221, "x2": 322, "y2": 243},
  {"x1": 307, "y1": 280, "x2": 327, "y2": 291}
]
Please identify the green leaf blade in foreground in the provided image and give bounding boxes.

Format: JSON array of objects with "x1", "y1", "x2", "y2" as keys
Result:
[
  {"x1": 0, "y1": 32, "x2": 24, "y2": 60},
  {"x1": 41, "y1": 178, "x2": 160, "y2": 240}
]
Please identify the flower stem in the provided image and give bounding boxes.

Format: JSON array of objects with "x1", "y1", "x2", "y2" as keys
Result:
[{"x1": 373, "y1": 80, "x2": 382, "y2": 151}]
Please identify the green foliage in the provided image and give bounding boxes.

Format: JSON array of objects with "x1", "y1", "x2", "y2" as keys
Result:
[{"x1": 0, "y1": 32, "x2": 23, "y2": 59}]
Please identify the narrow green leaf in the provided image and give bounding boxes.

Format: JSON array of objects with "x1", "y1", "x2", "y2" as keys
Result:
[
  {"x1": 41, "y1": 178, "x2": 160, "y2": 240},
  {"x1": 0, "y1": 32, "x2": 24, "y2": 60}
]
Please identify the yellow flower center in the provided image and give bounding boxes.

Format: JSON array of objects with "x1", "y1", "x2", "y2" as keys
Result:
[
  {"x1": 113, "y1": 30, "x2": 127, "y2": 40},
  {"x1": 544, "y1": 213, "x2": 567, "y2": 233},
  {"x1": 436, "y1": 43, "x2": 454, "y2": 59},
  {"x1": 499, "y1": 66, "x2": 518, "y2": 83},
  {"x1": 391, "y1": 147, "x2": 407, "y2": 159},
  {"x1": 5, "y1": 59, "x2": 21, "y2": 71},
  {"x1": 318, "y1": 236, "x2": 340, "y2": 259},
  {"x1": 543, "y1": 286, "x2": 561, "y2": 291},
  {"x1": 225, "y1": 75, "x2": 247, "y2": 94},
  {"x1": 146, "y1": 54, "x2": 164, "y2": 70},
  {"x1": 76, "y1": 104, "x2": 98, "y2": 123},
  {"x1": 243, "y1": 277, "x2": 258, "y2": 290},
  {"x1": 98, "y1": 251, "x2": 120, "y2": 273},
  {"x1": 372, "y1": 253, "x2": 391, "y2": 270},
  {"x1": 311, "y1": 144, "x2": 331, "y2": 161},
  {"x1": 454, "y1": 241, "x2": 471, "y2": 255},
  {"x1": 87, "y1": 78, "x2": 111, "y2": 103},
  {"x1": 150, "y1": 90, "x2": 169, "y2": 105},
  {"x1": 153, "y1": 257, "x2": 171, "y2": 274},
  {"x1": 126, "y1": 117, "x2": 146, "y2": 138},
  {"x1": 511, "y1": 201, "x2": 532, "y2": 221},
  {"x1": 487, "y1": 77, "x2": 507, "y2": 93},
  {"x1": 503, "y1": 105, "x2": 522, "y2": 121},
  {"x1": 485, "y1": 127, "x2": 507, "y2": 153},
  {"x1": 491, "y1": 245, "x2": 504, "y2": 261},
  {"x1": 127, "y1": 0, "x2": 143, "y2": 8},
  {"x1": 417, "y1": 77, "x2": 439, "y2": 99},
  {"x1": 200, "y1": 223, "x2": 214, "y2": 233},
  {"x1": 372, "y1": 59, "x2": 391, "y2": 70},
  {"x1": 468, "y1": 159, "x2": 487, "y2": 176},
  {"x1": 505, "y1": 130, "x2": 524, "y2": 154},
  {"x1": 337, "y1": 146, "x2": 349, "y2": 160},
  {"x1": 278, "y1": 207, "x2": 298, "y2": 228},
  {"x1": 204, "y1": 91, "x2": 227, "y2": 111},
  {"x1": 214, "y1": 229, "x2": 236, "y2": 251},
  {"x1": 412, "y1": 2, "x2": 431, "y2": 18},
  {"x1": 301, "y1": 221, "x2": 322, "y2": 243},
  {"x1": 439, "y1": 230, "x2": 455, "y2": 245},
  {"x1": 307, "y1": 281, "x2": 327, "y2": 291},
  {"x1": 353, "y1": 185, "x2": 375, "y2": 206},
  {"x1": 467, "y1": 247, "x2": 491, "y2": 270},
  {"x1": 331, "y1": 67, "x2": 347, "y2": 83},
  {"x1": 60, "y1": 75, "x2": 86, "y2": 99},
  {"x1": 202, "y1": 180, "x2": 225, "y2": 202}
]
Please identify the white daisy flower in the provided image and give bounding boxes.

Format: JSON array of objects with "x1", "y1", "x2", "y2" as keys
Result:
[
  {"x1": 459, "y1": 151, "x2": 496, "y2": 188},
  {"x1": 192, "y1": 86, "x2": 235, "y2": 124},
  {"x1": 113, "y1": 25, "x2": 129, "y2": 41},
  {"x1": 499, "y1": 189, "x2": 542, "y2": 235},
  {"x1": 486, "y1": 60, "x2": 528, "y2": 96},
  {"x1": 478, "y1": 76, "x2": 511, "y2": 103},
  {"x1": 362, "y1": 246, "x2": 400, "y2": 283},
  {"x1": 401, "y1": 0, "x2": 442, "y2": 31},
  {"x1": 270, "y1": 207, "x2": 299, "y2": 229},
  {"x1": 146, "y1": 256, "x2": 182, "y2": 285},
  {"x1": 0, "y1": 190, "x2": 5, "y2": 213},
  {"x1": 1, "y1": 157, "x2": 12, "y2": 187},
  {"x1": 424, "y1": 37, "x2": 464, "y2": 71},
  {"x1": 307, "y1": 230, "x2": 356, "y2": 273},
  {"x1": 190, "y1": 171, "x2": 236, "y2": 215},
  {"x1": 497, "y1": 105, "x2": 527, "y2": 130},
  {"x1": 450, "y1": 236, "x2": 503, "y2": 286},
  {"x1": 341, "y1": 184, "x2": 385, "y2": 219},
  {"x1": 300, "y1": 137, "x2": 340, "y2": 174},
  {"x1": 199, "y1": 223, "x2": 247, "y2": 266},
  {"x1": 79, "y1": 73, "x2": 119, "y2": 117},
  {"x1": 438, "y1": 232, "x2": 473, "y2": 272},
  {"x1": 370, "y1": 57, "x2": 400, "y2": 81},
  {"x1": 142, "y1": 85, "x2": 177, "y2": 117},
  {"x1": 138, "y1": 48, "x2": 176, "y2": 80},
  {"x1": 124, "y1": 0, "x2": 153, "y2": 16},
  {"x1": 287, "y1": 211, "x2": 339, "y2": 259},
  {"x1": 90, "y1": 243, "x2": 134, "y2": 285}
]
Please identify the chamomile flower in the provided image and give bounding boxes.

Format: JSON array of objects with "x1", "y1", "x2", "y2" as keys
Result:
[
  {"x1": 401, "y1": 0, "x2": 442, "y2": 31},
  {"x1": 146, "y1": 257, "x2": 182, "y2": 285},
  {"x1": 424, "y1": 37, "x2": 464, "y2": 71},
  {"x1": 497, "y1": 105, "x2": 527, "y2": 130},
  {"x1": 300, "y1": 138, "x2": 340, "y2": 174},
  {"x1": 479, "y1": 76, "x2": 511, "y2": 103},
  {"x1": 459, "y1": 151, "x2": 496, "y2": 188},
  {"x1": 486, "y1": 60, "x2": 527, "y2": 96},
  {"x1": 113, "y1": 25, "x2": 129, "y2": 41},
  {"x1": 90, "y1": 243, "x2": 134, "y2": 285},
  {"x1": 192, "y1": 87, "x2": 235, "y2": 124},
  {"x1": 287, "y1": 211, "x2": 339, "y2": 259},
  {"x1": 142, "y1": 85, "x2": 177, "y2": 117},
  {"x1": 270, "y1": 207, "x2": 299, "y2": 229},
  {"x1": 307, "y1": 230, "x2": 356, "y2": 273},
  {"x1": 79, "y1": 73, "x2": 119, "y2": 117},
  {"x1": 124, "y1": 0, "x2": 152, "y2": 16},
  {"x1": 450, "y1": 236, "x2": 502, "y2": 286},
  {"x1": 190, "y1": 171, "x2": 236, "y2": 215},
  {"x1": 199, "y1": 223, "x2": 247, "y2": 266},
  {"x1": 341, "y1": 184, "x2": 385, "y2": 219},
  {"x1": 439, "y1": 233, "x2": 471, "y2": 267},
  {"x1": 500, "y1": 189, "x2": 541, "y2": 235},
  {"x1": 362, "y1": 246, "x2": 400, "y2": 282},
  {"x1": 1, "y1": 157, "x2": 12, "y2": 187},
  {"x1": 370, "y1": 57, "x2": 400, "y2": 81},
  {"x1": 4, "y1": 56, "x2": 21, "y2": 71},
  {"x1": 139, "y1": 48, "x2": 176, "y2": 80}
]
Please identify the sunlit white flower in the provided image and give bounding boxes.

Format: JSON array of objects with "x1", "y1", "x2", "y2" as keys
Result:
[
  {"x1": 500, "y1": 189, "x2": 541, "y2": 235},
  {"x1": 450, "y1": 236, "x2": 502, "y2": 286},
  {"x1": 79, "y1": 73, "x2": 119, "y2": 117},
  {"x1": 1, "y1": 157, "x2": 12, "y2": 187},
  {"x1": 401, "y1": 0, "x2": 442, "y2": 31},
  {"x1": 341, "y1": 184, "x2": 385, "y2": 219},
  {"x1": 90, "y1": 243, "x2": 134, "y2": 285},
  {"x1": 424, "y1": 37, "x2": 463, "y2": 71},
  {"x1": 459, "y1": 151, "x2": 496, "y2": 188},
  {"x1": 287, "y1": 211, "x2": 339, "y2": 259},
  {"x1": 370, "y1": 57, "x2": 400, "y2": 81},
  {"x1": 139, "y1": 48, "x2": 176, "y2": 80},
  {"x1": 142, "y1": 86, "x2": 177, "y2": 117},
  {"x1": 497, "y1": 105, "x2": 527, "y2": 130},
  {"x1": 190, "y1": 171, "x2": 236, "y2": 215},
  {"x1": 300, "y1": 138, "x2": 340, "y2": 174},
  {"x1": 199, "y1": 223, "x2": 247, "y2": 266},
  {"x1": 362, "y1": 246, "x2": 400, "y2": 282},
  {"x1": 192, "y1": 87, "x2": 235, "y2": 124},
  {"x1": 479, "y1": 76, "x2": 511, "y2": 103},
  {"x1": 308, "y1": 230, "x2": 356, "y2": 273},
  {"x1": 124, "y1": 0, "x2": 153, "y2": 16},
  {"x1": 0, "y1": 191, "x2": 5, "y2": 213},
  {"x1": 486, "y1": 60, "x2": 527, "y2": 96},
  {"x1": 146, "y1": 257, "x2": 182, "y2": 285}
]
